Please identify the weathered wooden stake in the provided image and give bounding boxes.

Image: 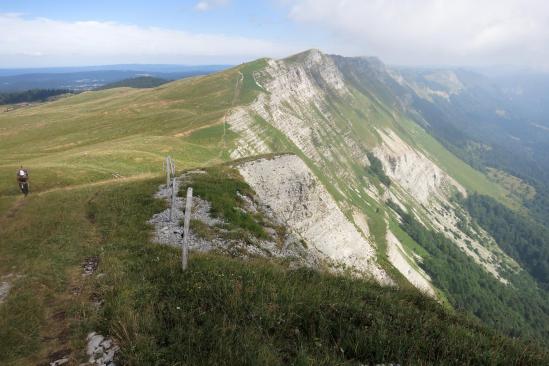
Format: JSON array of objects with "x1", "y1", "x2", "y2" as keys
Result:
[
  {"x1": 182, "y1": 187, "x2": 193, "y2": 270},
  {"x1": 165, "y1": 156, "x2": 171, "y2": 188},
  {"x1": 170, "y1": 177, "x2": 177, "y2": 221}
]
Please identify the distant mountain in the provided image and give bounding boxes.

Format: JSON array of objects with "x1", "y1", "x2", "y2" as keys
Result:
[
  {"x1": 0, "y1": 64, "x2": 230, "y2": 92},
  {"x1": 0, "y1": 64, "x2": 231, "y2": 77},
  {"x1": 96, "y1": 76, "x2": 170, "y2": 90}
]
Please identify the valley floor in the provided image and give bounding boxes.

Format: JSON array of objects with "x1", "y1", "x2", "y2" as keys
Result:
[{"x1": 0, "y1": 175, "x2": 547, "y2": 365}]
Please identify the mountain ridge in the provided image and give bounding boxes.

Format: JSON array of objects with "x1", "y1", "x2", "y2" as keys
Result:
[{"x1": 1, "y1": 49, "x2": 548, "y2": 354}]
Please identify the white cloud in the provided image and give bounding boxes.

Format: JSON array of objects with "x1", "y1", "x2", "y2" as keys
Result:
[
  {"x1": 287, "y1": 0, "x2": 549, "y2": 67},
  {"x1": 0, "y1": 13, "x2": 290, "y2": 66},
  {"x1": 194, "y1": 0, "x2": 229, "y2": 12}
]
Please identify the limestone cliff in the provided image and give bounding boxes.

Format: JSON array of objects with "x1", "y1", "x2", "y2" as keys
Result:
[{"x1": 225, "y1": 49, "x2": 519, "y2": 294}]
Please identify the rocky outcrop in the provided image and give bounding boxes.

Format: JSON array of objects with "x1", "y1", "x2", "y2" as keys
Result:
[
  {"x1": 0, "y1": 273, "x2": 22, "y2": 305},
  {"x1": 225, "y1": 49, "x2": 518, "y2": 287},
  {"x1": 148, "y1": 170, "x2": 322, "y2": 268},
  {"x1": 386, "y1": 230, "x2": 436, "y2": 297},
  {"x1": 373, "y1": 128, "x2": 515, "y2": 281},
  {"x1": 238, "y1": 155, "x2": 391, "y2": 284},
  {"x1": 230, "y1": 49, "x2": 351, "y2": 164},
  {"x1": 373, "y1": 128, "x2": 465, "y2": 203}
]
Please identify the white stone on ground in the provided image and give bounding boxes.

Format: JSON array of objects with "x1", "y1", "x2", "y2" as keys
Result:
[{"x1": 86, "y1": 332, "x2": 119, "y2": 366}]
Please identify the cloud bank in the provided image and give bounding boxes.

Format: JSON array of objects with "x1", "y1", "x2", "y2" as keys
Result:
[
  {"x1": 194, "y1": 0, "x2": 229, "y2": 12},
  {"x1": 287, "y1": 0, "x2": 549, "y2": 67},
  {"x1": 0, "y1": 13, "x2": 290, "y2": 67}
]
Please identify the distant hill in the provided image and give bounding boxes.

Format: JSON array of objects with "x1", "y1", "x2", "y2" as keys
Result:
[
  {"x1": 0, "y1": 64, "x2": 231, "y2": 77},
  {"x1": 97, "y1": 76, "x2": 170, "y2": 90},
  {"x1": 0, "y1": 64, "x2": 230, "y2": 92}
]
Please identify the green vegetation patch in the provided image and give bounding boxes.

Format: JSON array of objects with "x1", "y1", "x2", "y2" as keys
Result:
[
  {"x1": 366, "y1": 152, "x2": 391, "y2": 187},
  {"x1": 387, "y1": 200, "x2": 549, "y2": 343},
  {"x1": 179, "y1": 167, "x2": 268, "y2": 240},
  {"x1": 96, "y1": 76, "x2": 169, "y2": 90},
  {"x1": 486, "y1": 167, "x2": 537, "y2": 202},
  {"x1": 0, "y1": 89, "x2": 72, "y2": 105},
  {"x1": 461, "y1": 193, "x2": 549, "y2": 290},
  {"x1": 237, "y1": 58, "x2": 269, "y2": 104}
]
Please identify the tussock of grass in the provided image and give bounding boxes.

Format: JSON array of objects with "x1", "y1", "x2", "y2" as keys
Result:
[{"x1": 180, "y1": 167, "x2": 269, "y2": 240}]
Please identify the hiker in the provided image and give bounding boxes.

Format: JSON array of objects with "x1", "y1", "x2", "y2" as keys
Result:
[{"x1": 16, "y1": 166, "x2": 29, "y2": 196}]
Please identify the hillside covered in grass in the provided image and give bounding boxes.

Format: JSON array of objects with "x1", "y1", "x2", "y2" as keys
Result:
[
  {"x1": 1, "y1": 178, "x2": 547, "y2": 365},
  {"x1": 96, "y1": 76, "x2": 170, "y2": 90}
]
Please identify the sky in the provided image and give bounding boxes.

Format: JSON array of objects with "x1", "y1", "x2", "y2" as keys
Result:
[{"x1": 1, "y1": 0, "x2": 548, "y2": 68}]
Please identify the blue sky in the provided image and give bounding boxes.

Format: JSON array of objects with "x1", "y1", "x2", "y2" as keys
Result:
[
  {"x1": 1, "y1": 0, "x2": 548, "y2": 68},
  {"x1": 3, "y1": 0, "x2": 309, "y2": 41}
]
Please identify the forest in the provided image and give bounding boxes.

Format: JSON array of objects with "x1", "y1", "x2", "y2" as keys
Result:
[
  {"x1": 0, "y1": 89, "x2": 71, "y2": 105},
  {"x1": 367, "y1": 152, "x2": 391, "y2": 186},
  {"x1": 387, "y1": 201, "x2": 549, "y2": 343},
  {"x1": 461, "y1": 193, "x2": 549, "y2": 290}
]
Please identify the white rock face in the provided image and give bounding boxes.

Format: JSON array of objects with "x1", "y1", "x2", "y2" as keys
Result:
[
  {"x1": 386, "y1": 230, "x2": 436, "y2": 297},
  {"x1": 373, "y1": 128, "x2": 465, "y2": 203},
  {"x1": 148, "y1": 170, "x2": 322, "y2": 268},
  {"x1": 228, "y1": 105, "x2": 271, "y2": 159},
  {"x1": 227, "y1": 49, "x2": 516, "y2": 285},
  {"x1": 230, "y1": 50, "x2": 351, "y2": 164},
  {"x1": 238, "y1": 155, "x2": 391, "y2": 284},
  {"x1": 373, "y1": 128, "x2": 515, "y2": 281}
]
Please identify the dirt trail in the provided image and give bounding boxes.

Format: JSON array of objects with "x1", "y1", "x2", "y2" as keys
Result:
[
  {"x1": 0, "y1": 196, "x2": 27, "y2": 222},
  {"x1": 173, "y1": 121, "x2": 222, "y2": 138},
  {"x1": 35, "y1": 173, "x2": 156, "y2": 196},
  {"x1": 0, "y1": 173, "x2": 156, "y2": 222},
  {"x1": 222, "y1": 71, "x2": 244, "y2": 152}
]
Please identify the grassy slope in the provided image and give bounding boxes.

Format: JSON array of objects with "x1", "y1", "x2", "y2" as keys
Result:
[
  {"x1": 0, "y1": 68, "x2": 242, "y2": 197},
  {"x1": 1, "y1": 178, "x2": 547, "y2": 365},
  {"x1": 97, "y1": 76, "x2": 170, "y2": 90}
]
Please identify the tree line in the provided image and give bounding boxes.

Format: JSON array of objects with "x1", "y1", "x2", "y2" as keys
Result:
[
  {"x1": 0, "y1": 89, "x2": 71, "y2": 105},
  {"x1": 387, "y1": 200, "x2": 549, "y2": 342}
]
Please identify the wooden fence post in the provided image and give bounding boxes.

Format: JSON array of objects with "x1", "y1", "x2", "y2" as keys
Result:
[
  {"x1": 182, "y1": 187, "x2": 193, "y2": 270},
  {"x1": 165, "y1": 156, "x2": 171, "y2": 188},
  {"x1": 170, "y1": 177, "x2": 177, "y2": 221}
]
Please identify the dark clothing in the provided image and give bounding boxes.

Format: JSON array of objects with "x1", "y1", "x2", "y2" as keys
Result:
[{"x1": 17, "y1": 169, "x2": 28, "y2": 182}]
